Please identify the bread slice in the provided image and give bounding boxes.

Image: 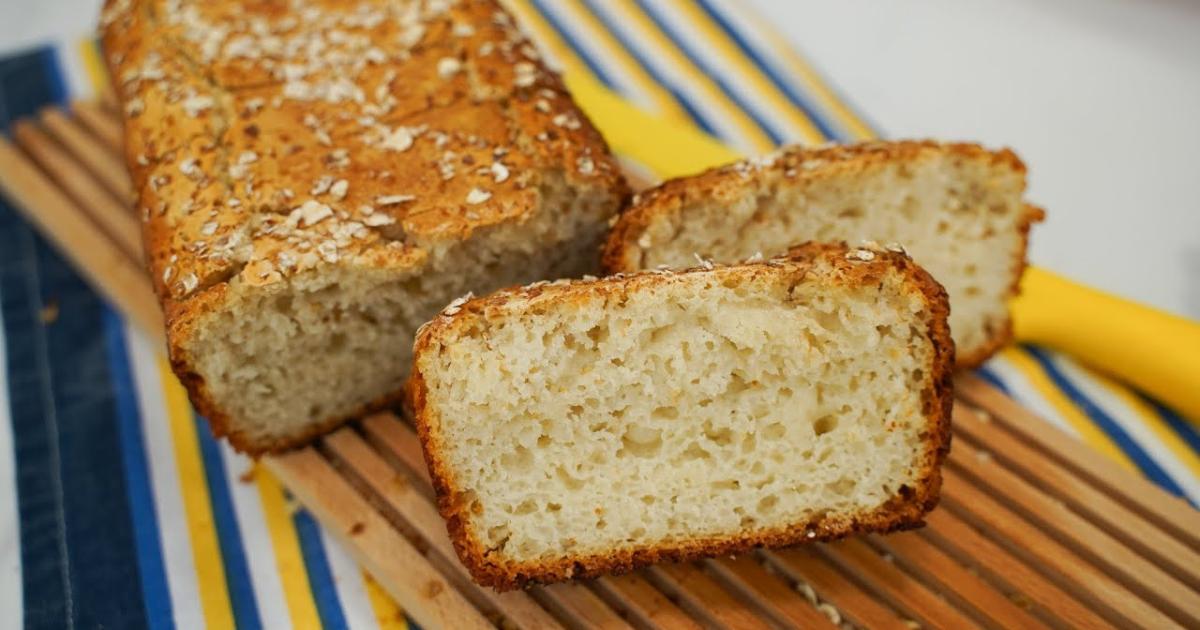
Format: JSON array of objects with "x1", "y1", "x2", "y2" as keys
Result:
[
  {"x1": 602, "y1": 140, "x2": 1043, "y2": 368},
  {"x1": 410, "y1": 242, "x2": 954, "y2": 589},
  {"x1": 100, "y1": 0, "x2": 627, "y2": 452}
]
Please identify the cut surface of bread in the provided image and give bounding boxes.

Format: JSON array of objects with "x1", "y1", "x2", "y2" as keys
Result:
[
  {"x1": 603, "y1": 140, "x2": 1043, "y2": 368},
  {"x1": 100, "y1": 0, "x2": 627, "y2": 452},
  {"x1": 410, "y1": 243, "x2": 954, "y2": 589}
]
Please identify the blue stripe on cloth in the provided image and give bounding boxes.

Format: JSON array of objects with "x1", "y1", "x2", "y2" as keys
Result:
[
  {"x1": 631, "y1": 0, "x2": 785, "y2": 145},
  {"x1": 0, "y1": 47, "x2": 70, "y2": 628},
  {"x1": 293, "y1": 509, "x2": 349, "y2": 630},
  {"x1": 1025, "y1": 346, "x2": 1188, "y2": 499},
  {"x1": 102, "y1": 311, "x2": 174, "y2": 630},
  {"x1": 691, "y1": 0, "x2": 843, "y2": 140},
  {"x1": 0, "y1": 48, "x2": 62, "y2": 127},
  {"x1": 0, "y1": 45, "x2": 150, "y2": 630},
  {"x1": 528, "y1": 0, "x2": 619, "y2": 91},
  {"x1": 37, "y1": 47, "x2": 67, "y2": 108},
  {"x1": 577, "y1": 0, "x2": 720, "y2": 137},
  {"x1": 1, "y1": 177, "x2": 72, "y2": 630},
  {"x1": 193, "y1": 419, "x2": 263, "y2": 630},
  {"x1": 975, "y1": 365, "x2": 1011, "y2": 395}
]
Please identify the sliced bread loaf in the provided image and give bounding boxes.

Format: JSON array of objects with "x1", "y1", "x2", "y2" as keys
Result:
[
  {"x1": 603, "y1": 140, "x2": 1043, "y2": 368},
  {"x1": 101, "y1": 0, "x2": 627, "y2": 453},
  {"x1": 409, "y1": 243, "x2": 954, "y2": 589}
]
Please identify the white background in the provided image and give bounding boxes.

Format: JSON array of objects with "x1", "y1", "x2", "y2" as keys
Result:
[{"x1": 2, "y1": 0, "x2": 1198, "y2": 319}]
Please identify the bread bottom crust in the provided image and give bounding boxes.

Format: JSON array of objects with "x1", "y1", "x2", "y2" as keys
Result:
[{"x1": 446, "y1": 478, "x2": 943, "y2": 591}]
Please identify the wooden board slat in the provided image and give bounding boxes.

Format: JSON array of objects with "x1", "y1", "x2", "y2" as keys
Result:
[
  {"x1": 3, "y1": 100, "x2": 1200, "y2": 630},
  {"x1": 647, "y1": 563, "x2": 773, "y2": 630},
  {"x1": 70, "y1": 100, "x2": 126, "y2": 156},
  {"x1": 11, "y1": 119, "x2": 143, "y2": 259},
  {"x1": 922, "y1": 508, "x2": 1116, "y2": 630},
  {"x1": 39, "y1": 106, "x2": 132, "y2": 201},
  {"x1": 704, "y1": 556, "x2": 839, "y2": 630},
  {"x1": 537, "y1": 583, "x2": 634, "y2": 630},
  {"x1": 942, "y1": 469, "x2": 1181, "y2": 629},
  {"x1": 866, "y1": 531, "x2": 1048, "y2": 630},
  {"x1": 819, "y1": 538, "x2": 983, "y2": 629},
  {"x1": 764, "y1": 548, "x2": 909, "y2": 630},
  {"x1": 956, "y1": 374, "x2": 1200, "y2": 550},
  {"x1": 951, "y1": 403, "x2": 1200, "y2": 590},
  {"x1": 948, "y1": 436, "x2": 1200, "y2": 626},
  {"x1": 0, "y1": 135, "x2": 164, "y2": 345},
  {"x1": 591, "y1": 574, "x2": 702, "y2": 630},
  {"x1": 266, "y1": 449, "x2": 493, "y2": 630}
]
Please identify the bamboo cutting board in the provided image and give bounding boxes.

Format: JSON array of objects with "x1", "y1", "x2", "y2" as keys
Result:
[{"x1": 2, "y1": 98, "x2": 1199, "y2": 629}]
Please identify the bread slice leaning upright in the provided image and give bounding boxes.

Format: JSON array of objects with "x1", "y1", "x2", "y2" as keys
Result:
[
  {"x1": 603, "y1": 140, "x2": 1044, "y2": 368},
  {"x1": 410, "y1": 243, "x2": 954, "y2": 590}
]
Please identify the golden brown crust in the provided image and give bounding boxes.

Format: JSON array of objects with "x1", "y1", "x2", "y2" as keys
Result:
[
  {"x1": 410, "y1": 242, "x2": 955, "y2": 590},
  {"x1": 600, "y1": 140, "x2": 1040, "y2": 370},
  {"x1": 101, "y1": 0, "x2": 627, "y2": 453}
]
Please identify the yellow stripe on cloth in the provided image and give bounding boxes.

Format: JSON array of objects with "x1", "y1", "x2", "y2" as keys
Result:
[
  {"x1": 605, "y1": 0, "x2": 775, "y2": 153},
  {"x1": 661, "y1": 0, "x2": 825, "y2": 144},
  {"x1": 254, "y1": 467, "x2": 324, "y2": 629},
  {"x1": 739, "y1": 6, "x2": 875, "y2": 141},
  {"x1": 565, "y1": 72, "x2": 740, "y2": 180},
  {"x1": 363, "y1": 572, "x2": 409, "y2": 630},
  {"x1": 506, "y1": 0, "x2": 596, "y2": 85},
  {"x1": 78, "y1": 39, "x2": 110, "y2": 96},
  {"x1": 556, "y1": 0, "x2": 691, "y2": 123},
  {"x1": 1000, "y1": 348, "x2": 1137, "y2": 472},
  {"x1": 158, "y1": 360, "x2": 237, "y2": 629}
]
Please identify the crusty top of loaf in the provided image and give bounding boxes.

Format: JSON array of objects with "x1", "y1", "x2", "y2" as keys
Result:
[
  {"x1": 100, "y1": 0, "x2": 625, "y2": 326},
  {"x1": 602, "y1": 140, "x2": 1036, "y2": 273},
  {"x1": 414, "y1": 241, "x2": 953, "y2": 362}
]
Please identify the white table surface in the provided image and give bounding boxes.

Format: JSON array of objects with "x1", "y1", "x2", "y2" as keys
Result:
[{"x1": 4, "y1": 0, "x2": 1198, "y2": 319}]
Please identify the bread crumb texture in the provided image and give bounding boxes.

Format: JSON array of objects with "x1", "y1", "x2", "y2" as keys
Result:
[
  {"x1": 603, "y1": 140, "x2": 1043, "y2": 368},
  {"x1": 411, "y1": 244, "x2": 954, "y2": 589},
  {"x1": 101, "y1": 0, "x2": 627, "y2": 452}
]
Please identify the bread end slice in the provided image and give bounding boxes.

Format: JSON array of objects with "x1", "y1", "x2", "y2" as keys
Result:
[
  {"x1": 603, "y1": 140, "x2": 1043, "y2": 368},
  {"x1": 411, "y1": 243, "x2": 953, "y2": 590}
]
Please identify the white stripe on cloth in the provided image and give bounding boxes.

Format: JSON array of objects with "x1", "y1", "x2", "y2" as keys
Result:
[
  {"x1": 535, "y1": 1, "x2": 661, "y2": 115},
  {"x1": 584, "y1": 0, "x2": 762, "y2": 153},
  {"x1": 219, "y1": 444, "x2": 293, "y2": 627},
  {"x1": 1051, "y1": 354, "x2": 1200, "y2": 504},
  {"x1": 703, "y1": 0, "x2": 856, "y2": 137},
  {"x1": 981, "y1": 355, "x2": 1079, "y2": 438},
  {"x1": 0, "y1": 316, "x2": 23, "y2": 623},
  {"x1": 319, "y1": 527, "x2": 382, "y2": 630},
  {"x1": 52, "y1": 40, "x2": 91, "y2": 106},
  {"x1": 125, "y1": 327, "x2": 206, "y2": 629},
  {"x1": 639, "y1": 0, "x2": 807, "y2": 144}
]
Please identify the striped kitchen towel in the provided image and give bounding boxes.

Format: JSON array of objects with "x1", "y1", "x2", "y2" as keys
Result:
[{"x1": 0, "y1": 1, "x2": 1197, "y2": 628}]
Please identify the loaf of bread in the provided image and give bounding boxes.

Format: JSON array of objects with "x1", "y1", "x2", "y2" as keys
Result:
[
  {"x1": 409, "y1": 242, "x2": 954, "y2": 589},
  {"x1": 603, "y1": 141, "x2": 1043, "y2": 368},
  {"x1": 100, "y1": 0, "x2": 627, "y2": 452}
]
